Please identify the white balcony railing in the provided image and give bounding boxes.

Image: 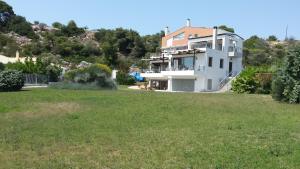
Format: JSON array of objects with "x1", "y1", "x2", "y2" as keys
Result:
[{"x1": 141, "y1": 67, "x2": 196, "y2": 79}]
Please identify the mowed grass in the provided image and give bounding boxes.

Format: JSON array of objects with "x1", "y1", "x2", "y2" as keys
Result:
[{"x1": 0, "y1": 88, "x2": 300, "y2": 169}]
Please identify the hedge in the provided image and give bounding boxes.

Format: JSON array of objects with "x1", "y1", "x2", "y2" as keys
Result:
[{"x1": 0, "y1": 70, "x2": 25, "y2": 92}]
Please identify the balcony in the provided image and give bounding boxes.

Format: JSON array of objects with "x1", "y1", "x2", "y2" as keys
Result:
[
  {"x1": 162, "y1": 70, "x2": 195, "y2": 78},
  {"x1": 228, "y1": 51, "x2": 242, "y2": 57},
  {"x1": 228, "y1": 47, "x2": 242, "y2": 57},
  {"x1": 140, "y1": 72, "x2": 165, "y2": 79},
  {"x1": 141, "y1": 66, "x2": 196, "y2": 79}
]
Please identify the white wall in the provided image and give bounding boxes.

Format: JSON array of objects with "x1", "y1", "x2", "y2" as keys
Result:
[
  {"x1": 194, "y1": 49, "x2": 228, "y2": 91},
  {"x1": 0, "y1": 55, "x2": 37, "y2": 64},
  {"x1": 154, "y1": 33, "x2": 244, "y2": 92},
  {"x1": 167, "y1": 38, "x2": 173, "y2": 47},
  {"x1": 230, "y1": 57, "x2": 243, "y2": 75}
]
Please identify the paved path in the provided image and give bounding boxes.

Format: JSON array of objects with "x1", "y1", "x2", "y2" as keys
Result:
[{"x1": 23, "y1": 85, "x2": 48, "y2": 89}]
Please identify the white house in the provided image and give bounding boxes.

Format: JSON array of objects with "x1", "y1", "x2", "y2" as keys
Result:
[{"x1": 141, "y1": 19, "x2": 243, "y2": 92}]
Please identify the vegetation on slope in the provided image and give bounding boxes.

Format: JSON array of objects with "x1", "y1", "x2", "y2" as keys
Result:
[{"x1": 1, "y1": 1, "x2": 162, "y2": 69}]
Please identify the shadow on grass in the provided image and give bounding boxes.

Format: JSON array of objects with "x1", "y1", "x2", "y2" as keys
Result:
[{"x1": 0, "y1": 89, "x2": 32, "y2": 93}]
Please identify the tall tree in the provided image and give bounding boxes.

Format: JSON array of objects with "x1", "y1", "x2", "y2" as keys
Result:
[
  {"x1": 267, "y1": 35, "x2": 278, "y2": 41},
  {"x1": 0, "y1": 1, "x2": 14, "y2": 15},
  {"x1": 142, "y1": 31, "x2": 164, "y2": 54},
  {"x1": 218, "y1": 25, "x2": 235, "y2": 33},
  {"x1": 272, "y1": 45, "x2": 300, "y2": 103},
  {"x1": 101, "y1": 42, "x2": 118, "y2": 67},
  {"x1": 52, "y1": 22, "x2": 63, "y2": 29},
  {"x1": 130, "y1": 37, "x2": 146, "y2": 58}
]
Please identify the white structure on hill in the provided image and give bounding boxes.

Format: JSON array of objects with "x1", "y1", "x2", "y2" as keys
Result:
[
  {"x1": 141, "y1": 19, "x2": 243, "y2": 92},
  {"x1": 0, "y1": 51, "x2": 36, "y2": 64}
]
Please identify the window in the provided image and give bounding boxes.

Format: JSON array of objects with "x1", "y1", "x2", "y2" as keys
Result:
[
  {"x1": 176, "y1": 46, "x2": 188, "y2": 50},
  {"x1": 183, "y1": 57, "x2": 194, "y2": 70},
  {"x1": 207, "y1": 41, "x2": 212, "y2": 49},
  {"x1": 207, "y1": 79, "x2": 212, "y2": 90},
  {"x1": 220, "y1": 59, "x2": 224, "y2": 69},
  {"x1": 173, "y1": 32, "x2": 185, "y2": 41},
  {"x1": 172, "y1": 56, "x2": 194, "y2": 70},
  {"x1": 217, "y1": 39, "x2": 223, "y2": 51},
  {"x1": 208, "y1": 57, "x2": 213, "y2": 67}
]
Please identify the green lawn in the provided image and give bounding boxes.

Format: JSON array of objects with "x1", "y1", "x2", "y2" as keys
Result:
[{"x1": 0, "y1": 88, "x2": 300, "y2": 169}]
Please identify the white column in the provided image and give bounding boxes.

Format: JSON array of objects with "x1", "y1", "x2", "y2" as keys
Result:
[
  {"x1": 168, "y1": 55, "x2": 172, "y2": 70},
  {"x1": 167, "y1": 76, "x2": 172, "y2": 92},
  {"x1": 148, "y1": 80, "x2": 151, "y2": 89}
]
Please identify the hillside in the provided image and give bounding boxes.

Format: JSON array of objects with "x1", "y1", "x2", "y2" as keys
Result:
[
  {"x1": 1, "y1": 0, "x2": 299, "y2": 70},
  {"x1": 1, "y1": 1, "x2": 162, "y2": 70}
]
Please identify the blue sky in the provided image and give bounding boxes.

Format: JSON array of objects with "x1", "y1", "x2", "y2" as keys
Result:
[{"x1": 4, "y1": 0, "x2": 300, "y2": 40}]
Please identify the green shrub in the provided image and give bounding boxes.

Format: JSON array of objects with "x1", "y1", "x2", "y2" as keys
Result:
[
  {"x1": 63, "y1": 64, "x2": 116, "y2": 90},
  {"x1": 95, "y1": 64, "x2": 112, "y2": 76},
  {"x1": 272, "y1": 45, "x2": 300, "y2": 103},
  {"x1": 5, "y1": 61, "x2": 26, "y2": 72},
  {"x1": 0, "y1": 63, "x2": 4, "y2": 71},
  {"x1": 232, "y1": 67, "x2": 273, "y2": 94},
  {"x1": 0, "y1": 70, "x2": 24, "y2": 92},
  {"x1": 271, "y1": 71, "x2": 285, "y2": 101},
  {"x1": 116, "y1": 71, "x2": 135, "y2": 85},
  {"x1": 5, "y1": 58, "x2": 62, "y2": 82},
  {"x1": 46, "y1": 65, "x2": 62, "y2": 82},
  {"x1": 232, "y1": 68, "x2": 257, "y2": 94},
  {"x1": 254, "y1": 73, "x2": 273, "y2": 94}
]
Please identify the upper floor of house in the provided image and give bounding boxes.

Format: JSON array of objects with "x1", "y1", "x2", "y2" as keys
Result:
[{"x1": 161, "y1": 19, "x2": 244, "y2": 57}]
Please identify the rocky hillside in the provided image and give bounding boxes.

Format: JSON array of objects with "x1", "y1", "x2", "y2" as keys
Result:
[{"x1": 1, "y1": 1, "x2": 162, "y2": 70}]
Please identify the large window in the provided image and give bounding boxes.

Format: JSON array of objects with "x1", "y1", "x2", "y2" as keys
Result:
[
  {"x1": 208, "y1": 57, "x2": 213, "y2": 67},
  {"x1": 217, "y1": 39, "x2": 223, "y2": 51},
  {"x1": 183, "y1": 57, "x2": 194, "y2": 69},
  {"x1": 220, "y1": 59, "x2": 224, "y2": 69},
  {"x1": 173, "y1": 56, "x2": 194, "y2": 70}
]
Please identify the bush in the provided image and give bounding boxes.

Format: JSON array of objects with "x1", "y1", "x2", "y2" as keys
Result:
[
  {"x1": 272, "y1": 45, "x2": 300, "y2": 103},
  {"x1": 0, "y1": 70, "x2": 24, "y2": 92},
  {"x1": 63, "y1": 64, "x2": 116, "y2": 90},
  {"x1": 116, "y1": 71, "x2": 135, "y2": 85},
  {"x1": 46, "y1": 65, "x2": 62, "y2": 82},
  {"x1": 0, "y1": 63, "x2": 4, "y2": 71},
  {"x1": 232, "y1": 67, "x2": 273, "y2": 94},
  {"x1": 232, "y1": 68, "x2": 258, "y2": 94},
  {"x1": 5, "y1": 57, "x2": 62, "y2": 82},
  {"x1": 254, "y1": 73, "x2": 273, "y2": 94},
  {"x1": 5, "y1": 61, "x2": 26, "y2": 71}
]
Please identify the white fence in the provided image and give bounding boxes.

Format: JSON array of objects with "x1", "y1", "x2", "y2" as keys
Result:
[{"x1": 24, "y1": 74, "x2": 49, "y2": 85}]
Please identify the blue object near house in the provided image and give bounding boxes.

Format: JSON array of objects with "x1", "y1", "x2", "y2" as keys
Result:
[{"x1": 129, "y1": 72, "x2": 144, "y2": 82}]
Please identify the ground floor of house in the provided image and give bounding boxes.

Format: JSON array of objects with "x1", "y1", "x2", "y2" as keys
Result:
[{"x1": 149, "y1": 76, "x2": 222, "y2": 92}]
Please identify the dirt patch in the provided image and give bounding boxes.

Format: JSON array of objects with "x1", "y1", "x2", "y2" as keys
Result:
[{"x1": 10, "y1": 102, "x2": 81, "y2": 119}]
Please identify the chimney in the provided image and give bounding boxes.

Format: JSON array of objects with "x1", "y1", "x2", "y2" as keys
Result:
[
  {"x1": 186, "y1": 19, "x2": 191, "y2": 27},
  {"x1": 164, "y1": 26, "x2": 170, "y2": 36},
  {"x1": 212, "y1": 26, "x2": 218, "y2": 50}
]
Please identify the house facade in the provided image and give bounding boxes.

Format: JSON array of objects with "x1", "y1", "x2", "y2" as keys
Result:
[{"x1": 141, "y1": 19, "x2": 244, "y2": 92}]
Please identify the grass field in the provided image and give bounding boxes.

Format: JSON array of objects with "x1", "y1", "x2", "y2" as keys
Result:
[{"x1": 0, "y1": 88, "x2": 300, "y2": 169}]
